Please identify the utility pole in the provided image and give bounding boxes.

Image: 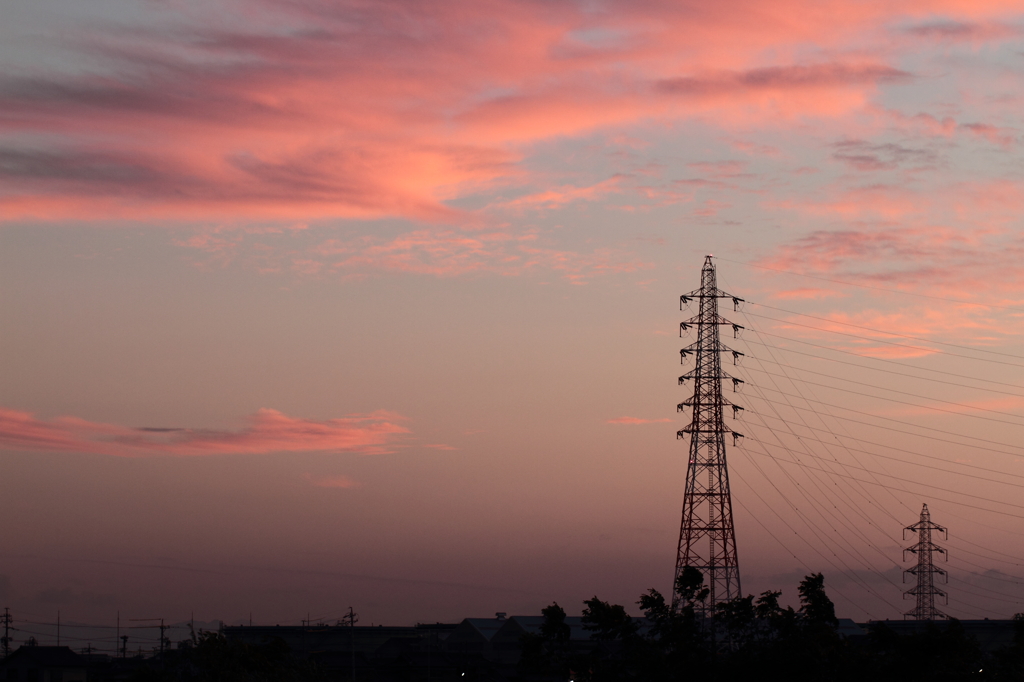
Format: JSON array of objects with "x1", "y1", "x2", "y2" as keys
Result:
[
  {"x1": 674, "y1": 255, "x2": 745, "y2": 612},
  {"x1": 343, "y1": 607, "x2": 358, "y2": 681},
  {"x1": 129, "y1": 618, "x2": 166, "y2": 656},
  {"x1": 2, "y1": 607, "x2": 12, "y2": 658},
  {"x1": 903, "y1": 503, "x2": 948, "y2": 620},
  {"x1": 57, "y1": 611, "x2": 60, "y2": 646},
  {"x1": 120, "y1": 635, "x2": 129, "y2": 659}
]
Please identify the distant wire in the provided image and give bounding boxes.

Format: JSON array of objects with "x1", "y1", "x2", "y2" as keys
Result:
[
  {"x1": 726, "y1": 272, "x2": 957, "y2": 615},
  {"x1": 745, "y1": 409, "x2": 1024, "y2": 488},
  {"x1": 739, "y1": 322, "x2": 1024, "y2": 539},
  {"x1": 746, "y1": 365, "x2": 1024, "y2": 427},
  {"x1": 737, "y1": 312, "x2": 1024, "y2": 543},
  {"x1": 702, "y1": 267, "x2": 1024, "y2": 617},
  {"x1": 745, "y1": 310, "x2": 1024, "y2": 369},
  {"x1": 734, "y1": 439, "x2": 893, "y2": 614},
  {"x1": 947, "y1": 576, "x2": 1024, "y2": 605},
  {"x1": 743, "y1": 333, "x2": 1024, "y2": 392},
  {"x1": 742, "y1": 341, "x2": 1024, "y2": 398},
  {"x1": 749, "y1": 384, "x2": 1024, "y2": 456},
  {"x1": 748, "y1": 301, "x2": 1024, "y2": 360},
  {"x1": 738, "y1": 315, "x2": 913, "y2": 536},
  {"x1": 952, "y1": 535, "x2": 1024, "y2": 564},
  {"x1": 735, "y1": 311, "x2": 915, "y2": 526},
  {"x1": 715, "y1": 257, "x2": 1024, "y2": 311},
  {"x1": 747, "y1": 354, "x2": 1024, "y2": 418},
  {"x1": 723, "y1": 319, "x2": 907, "y2": 608},
  {"x1": 742, "y1": 439, "x2": 1024, "y2": 519},
  {"x1": 950, "y1": 554, "x2": 1024, "y2": 582}
]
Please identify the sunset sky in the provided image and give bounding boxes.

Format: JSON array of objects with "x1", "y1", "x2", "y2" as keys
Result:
[{"x1": 3, "y1": 0, "x2": 1024, "y2": 637}]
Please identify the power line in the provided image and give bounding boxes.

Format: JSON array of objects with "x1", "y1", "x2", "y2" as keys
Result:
[
  {"x1": 744, "y1": 332, "x2": 1024, "y2": 392},
  {"x1": 743, "y1": 340, "x2": 1024, "y2": 398},
  {"x1": 735, "y1": 312, "x2": 915, "y2": 528},
  {"x1": 744, "y1": 409, "x2": 1024, "y2": 488},
  {"x1": 741, "y1": 439, "x2": 1024, "y2": 519},
  {"x1": 715, "y1": 257, "x2": 1024, "y2": 311},
  {"x1": 748, "y1": 301, "x2": 1024, "y2": 359},
  {"x1": 744, "y1": 310, "x2": 1024, "y2": 369},
  {"x1": 747, "y1": 353, "x2": 1024, "y2": 419},
  {"x1": 709, "y1": 269, "x2": 1024, "y2": 618},
  {"x1": 746, "y1": 365, "x2": 1024, "y2": 427},
  {"x1": 732, "y1": 347, "x2": 907, "y2": 609},
  {"x1": 749, "y1": 384, "x2": 1024, "y2": 456}
]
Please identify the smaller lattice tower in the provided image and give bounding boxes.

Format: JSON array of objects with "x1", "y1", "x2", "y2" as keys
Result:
[{"x1": 903, "y1": 503, "x2": 948, "y2": 620}]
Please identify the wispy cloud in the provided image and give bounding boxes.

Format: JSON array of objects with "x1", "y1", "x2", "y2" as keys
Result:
[
  {"x1": 903, "y1": 20, "x2": 1023, "y2": 41},
  {"x1": 1, "y1": 0, "x2": 996, "y2": 225},
  {"x1": 0, "y1": 408, "x2": 408, "y2": 457},
  {"x1": 304, "y1": 474, "x2": 362, "y2": 488},
  {"x1": 607, "y1": 416, "x2": 673, "y2": 425},
  {"x1": 179, "y1": 225, "x2": 653, "y2": 283}
]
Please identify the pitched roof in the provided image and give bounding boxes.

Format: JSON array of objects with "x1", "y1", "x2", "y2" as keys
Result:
[
  {"x1": 493, "y1": 616, "x2": 595, "y2": 643},
  {"x1": 2, "y1": 646, "x2": 86, "y2": 668},
  {"x1": 445, "y1": 618, "x2": 509, "y2": 643}
]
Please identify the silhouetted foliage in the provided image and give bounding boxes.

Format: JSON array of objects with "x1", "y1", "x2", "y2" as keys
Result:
[
  {"x1": 128, "y1": 630, "x2": 322, "y2": 682},
  {"x1": 799, "y1": 572, "x2": 838, "y2": 627},
  {"x1": 516, "y1": 585, "x2": 1024, "y2": 682},
  {"x1": 865, "y1": 618, "x2": 983, "y2": 681},
  {"x1": 520, "y1": 602, "x2": 572, "y2": 679},
  {"x1": 113, "y1": 578, "x2": 1023, "y2": 682}
]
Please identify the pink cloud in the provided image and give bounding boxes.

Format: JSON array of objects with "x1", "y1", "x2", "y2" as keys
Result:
[
  {"x1": 606, "y1": 417, "x2": 673, "y2": 425},
  {"x1": 758, "y1": 178, "x2": 1024, "y2": 299},
  {"x1": 0, "y1": 407, "x2": 408, "y2": 457},
  {"x1": 6, "y1": 0, "x2": 1015, "y2": 224},
  {"x1": 0, "y1": 0, "x2": 1020, "y2": 236},
  {"x1": 179, "y1": 226, "x2": 653, "y2": 282},
  {"x1": 903, "y1": 20, "x2": 1023, "y2": 41},
  {"x1": 305, "y1": 474, "x2": 362, "y2": 489},
  {"x1": 960, "y1": 123, "x2": 1017, "y2": 148},
  {"x1": 488, "y1": 176, "x2": 624, "y2": 211}
]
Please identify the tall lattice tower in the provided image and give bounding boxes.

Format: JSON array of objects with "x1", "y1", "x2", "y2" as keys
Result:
[
  {"x1": 903, "y1": 503, "x2": 948, "y2": 620},
  {"x1": 674, "y1": 256, "x2": 745, "y2": 611}
]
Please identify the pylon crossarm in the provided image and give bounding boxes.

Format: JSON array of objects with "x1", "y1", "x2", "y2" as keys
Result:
[{"x1": 680, "y1": 289, "x2": 744, "y2": 308}]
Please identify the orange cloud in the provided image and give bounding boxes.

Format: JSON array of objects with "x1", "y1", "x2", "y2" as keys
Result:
[{"x1": 0, "y1": 407, "x2": 408, "y2": 457}]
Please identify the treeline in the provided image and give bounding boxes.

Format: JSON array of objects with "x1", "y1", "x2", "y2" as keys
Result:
[
  {"x1": 122, "y1": 570, "x2": 1024, "y2": 681},
  {"x1": 521, "y1": 569, "x2": 1024, "y2": 681}
]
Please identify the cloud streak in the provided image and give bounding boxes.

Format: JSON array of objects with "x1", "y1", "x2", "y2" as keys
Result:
[
  {"x1": 607, "y1": 416, "x2": 673, "y2": 425},
  {"x1": 0, "y1": 408, "x2": 408, "y2": 457}
]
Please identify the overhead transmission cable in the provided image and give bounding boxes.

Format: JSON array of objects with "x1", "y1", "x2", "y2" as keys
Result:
[
  {"x1": 748, "y1": 301, "x2": 1024, "y2": 360},
  {"x1": 747, "y1": 365, "x2": 1024, "y2": 427},
  {"x1": 714, "y1": 256, "x2": 1024, "y2": 312},
  {"x1": 718, "y1": 304, "x2": 908, "y2": 606},
  {"x1": 745, "y1": 333, "x2": 1024, "y2": 392},
  {"x1": 744, "y1": 310, "x2": 1024, "y2": 369},
  {"x1": 742, "y1": 339, "x2": 1024, "y2": 397}
]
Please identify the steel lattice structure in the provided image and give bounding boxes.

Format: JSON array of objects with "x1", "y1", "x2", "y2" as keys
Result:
[
  {"x1": 673, "y1": 256, "x2": 745, "y2": 612},
  {"x1": 903, "y1": 503, "x2": 948, "y2": 620}
]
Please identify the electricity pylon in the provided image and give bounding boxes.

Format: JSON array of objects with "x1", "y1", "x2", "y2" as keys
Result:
[
  {"x1": 903, "y1": 503, "x2": 948, "y2": 620},
  {"x1": 674, "y1": 255, "x2": 745, "y2": 612}
]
